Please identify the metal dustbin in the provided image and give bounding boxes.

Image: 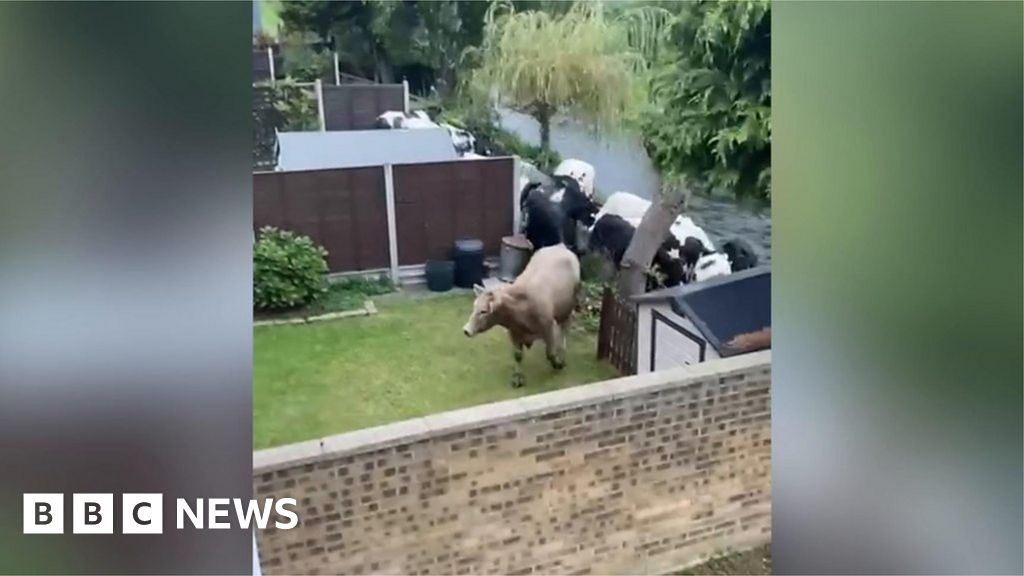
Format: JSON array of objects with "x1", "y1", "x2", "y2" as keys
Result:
[{"x1": 499, "y1": 235, "x2": 532, "y2": 282}]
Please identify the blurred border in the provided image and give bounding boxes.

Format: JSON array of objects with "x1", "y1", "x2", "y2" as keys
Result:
[
  {"x1": 0, "y1": 3, "x2": 252, "y2": 574},
  {"x1": 774, "y1": 2, "x2": 1022, "y2": 574}
]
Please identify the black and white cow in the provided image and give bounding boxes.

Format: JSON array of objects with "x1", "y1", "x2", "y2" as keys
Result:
[
  {"x1": 589, "y1": 191, "x2": 762, "y2": 284},
  {"x1": 520, "y1": 175, "x2": 598, "y2": 253},
  {"x1": 688, "y1": 238, "x2": 758, "y2": 282},
  {"x1": 588, "y1": 214, "x2": 685, "y2": 288}
]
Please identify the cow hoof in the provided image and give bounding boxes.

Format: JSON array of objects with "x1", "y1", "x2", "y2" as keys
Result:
[
  {"x1": 549, "y1": 358, "x2": 566, "y2": 371},
  {"x1": 511, "y1": 374, "x2": 526, "y2": 388}
]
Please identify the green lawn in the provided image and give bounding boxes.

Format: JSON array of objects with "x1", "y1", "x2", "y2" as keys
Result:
[{"x1": 254, "y1": 293, "x2": 617, "y2": 449}]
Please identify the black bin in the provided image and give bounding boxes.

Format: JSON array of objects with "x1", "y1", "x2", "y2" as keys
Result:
[
  {"x1": 425, "y1": 260, "x2": 455, "y2": 292},
  {"x1": 453, "y1": 238, "x2": 485, "y2": 288}
]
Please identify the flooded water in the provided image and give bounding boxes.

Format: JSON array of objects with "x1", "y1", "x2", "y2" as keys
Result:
[{"x1": 499, "y1": 108, "x2": 771, "y2": 263}]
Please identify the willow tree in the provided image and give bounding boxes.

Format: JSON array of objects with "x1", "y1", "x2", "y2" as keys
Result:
[
  {"x1": 618, "y1": 0, "x2": 771, "y2": 296},
  {"x1": 465, "y1": 1, "x2": 652, "y2": 151}
]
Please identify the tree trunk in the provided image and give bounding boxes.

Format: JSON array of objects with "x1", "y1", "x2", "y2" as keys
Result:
[
  {"x1": 375, "y1": 58, "x2": 394, "y2": 84},
  {"x1": 371, "y1": 41, "x2": 394, "y2": 84},
  {"x1": 533, "y1": 103, "x2": 552, "y2": 151},
  {"x1": 617, "y1": 191, "x2": 687, "y2": 298}
]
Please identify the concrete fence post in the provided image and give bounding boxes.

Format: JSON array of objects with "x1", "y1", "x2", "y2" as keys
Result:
[
  {"x1": 383, "y1": 164, "x2": 400, "y2": 285},
  {"x1": 315, "y1": 79, "x2": 326, "y2": 131},
  {"x1": 512, "y1": 156, "x2": 522, "y2": 235},
  {"x1": 333, "y1": 52, "x2": 341, "y2": 85},
  {"x1": 266, "y1": 46, "x2": 275, "y2": 86},
  {"x1": 402, "y1": 79, "x2": 410, "y2": 114}
]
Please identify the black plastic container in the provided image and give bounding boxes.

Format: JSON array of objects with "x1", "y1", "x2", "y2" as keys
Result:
[
  {"x1": 453, "y1": 238, "x2": 485, "y2": 288},
  {"x1": 424, "y1": 260, "x2": 455, "y2": 292}
]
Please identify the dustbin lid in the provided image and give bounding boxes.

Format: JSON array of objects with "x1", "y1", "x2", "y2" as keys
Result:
[
  {"x1": 454, "y1": 238, "x2": 484, "y2": 253},
  {"x1": 502, "y1": 235, "x2": 532, "y2": 250}
]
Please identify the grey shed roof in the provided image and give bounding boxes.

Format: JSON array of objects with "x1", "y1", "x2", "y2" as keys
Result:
[
  {"x1": 276, "y1": 129, "x2": 458, "y2": 171},
  {"x1": 670, "y1": 268, "x2": 770, "y2": 357}
]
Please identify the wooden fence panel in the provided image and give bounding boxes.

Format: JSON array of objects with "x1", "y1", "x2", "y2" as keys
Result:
[
  {"x1": 393, "y1": 158, "x2": 514, "y2": 265},
  {"x1": 322, "y1": 85, "x2": 405, "y2": 131},
  {"x1": 597, "y1": 287, "x2": 638, "y2": 375},
  {"x1": 253, "y1": 168, "x2": 390, "y2": 273}
]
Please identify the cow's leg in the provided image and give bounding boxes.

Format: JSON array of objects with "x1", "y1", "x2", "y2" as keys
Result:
[
  {"x1": 559, "y1": 317, "x2": 571, "y2": 358},
  {"x1": 544, "y1": 323, "x2": 566, "y2": 371},
  {"x1": 509, "y1": 336, "x2": 526, "y2": 388}
]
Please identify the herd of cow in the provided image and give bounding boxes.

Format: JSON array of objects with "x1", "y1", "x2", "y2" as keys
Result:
[
  {"x1": 463, "y1": 160, "x2": 761, "y2": 388},
  {"x1": 520, "y1": 172, "x2": 759, "y2": 288}
]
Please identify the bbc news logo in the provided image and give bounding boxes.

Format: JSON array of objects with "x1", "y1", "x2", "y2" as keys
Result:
[{"x1": 23, "y1": 494, "x2": 298, "y2": 534}]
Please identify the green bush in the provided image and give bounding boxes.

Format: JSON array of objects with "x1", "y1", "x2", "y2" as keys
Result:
[
  {"x1": 254, "y1": 226, "x2": 329, "y2": 311},
  {"x1": 575, "y1": 279, "x2": 607, "y2": 334},
  {"x1": 271, "y1": 81, "x2": 319, "y2": 131}
]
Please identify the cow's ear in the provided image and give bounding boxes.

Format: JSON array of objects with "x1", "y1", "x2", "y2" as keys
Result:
[{"x1": 473, "y1": 284, "x2": 486, "y2": 296}]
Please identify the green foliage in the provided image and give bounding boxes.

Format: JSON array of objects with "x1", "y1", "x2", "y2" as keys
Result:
[
  {"x1": 253, "y1": 31, "x2": 276, "y2": 49},
  {"x1": 252, "y1": 81, "x2": 318, "y2": 169},
  {"x1": 579, "y1": 252, "x2": 610, "y2": 283},
  {"x1": 258, "y1": 0, "x2": 284, "y2": 39},
  {"x1": 641, "y1": 0, "x2": 771, "y2": 200},
  {"x1": 575, "y1": 279, "x2": 608, "y2": 334},
  {"x1": 466, "y1": 1, "x2": 655, "y2": 148},
  {"x1": 319, "y1": 276, "x2": 394, "y2": 312},
  {"x1": 270, "y1": 81, "x2": 319, "y2": 131},
  {"x1": 278, "y1": 31, "x2": 334, "y2": 82},
  {"x1": 253, "y1": 226, "x2": 329, "y2": 311},
  {"x1": 280, "y1": 0, "x2": 493, "y2": 89}
]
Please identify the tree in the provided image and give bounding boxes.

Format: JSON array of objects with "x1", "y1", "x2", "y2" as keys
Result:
[
  {"x1": 618, "y1": 0, "x2": 771, "y2": 297},
  {"x1": 617, "y1": 176, "x2": 691, "y2": 296},
  {"x1": 279, "y1": 1, "x2": 393, "y2": 81},
  {"x1": 279, "y1": 1, "x2": 494, "y2": 91},
  {"x1": 643, "y1": 0, "x2": 770, "y2": 201},
  {"x1": 466, "y1": 1, "x2": 651, "y2": 151}
]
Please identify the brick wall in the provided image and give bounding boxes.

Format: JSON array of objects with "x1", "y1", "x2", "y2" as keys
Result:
[{"x1": 254, "y1": 351, "x2": 771, "y2": 575}]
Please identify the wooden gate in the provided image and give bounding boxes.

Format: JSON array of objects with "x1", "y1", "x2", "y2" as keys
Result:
[{"x1": 597, "y1": 287, "x2": 638, "y2": 375}]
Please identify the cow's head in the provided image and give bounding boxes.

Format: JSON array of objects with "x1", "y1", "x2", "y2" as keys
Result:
[
  {"x1": 463, "y1": 284, "x2": 502, "y2": 337},
  {"x1": 723, "y1": 238, "x2": 758, "y2": 272},
  {"x1": 680, "y1": 237, "x2": 710, "y2": 267}
]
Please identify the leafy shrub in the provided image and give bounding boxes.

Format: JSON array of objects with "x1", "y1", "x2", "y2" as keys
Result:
[
  {"x1": 332, "y1": 275, "x2": 394, "y2": 297},
  {"x1": 271, "y1": 82, "x2": 319, "y2": 131},
  {"x1": 252, "y1": 31, "x2": 276, "y2": 50},
  {"x1": 276, "y1": 30, "x2": 331, "y2": 82},
  {"x1": 254, "y1": 226, "x2": 329, "y2": 311},
  {"x1": 579, "y1": 252, "x2": 610, "y2": 283},
  {"x1": 317, "y1": 275, "x2": 395, "y2": 312},
  {"x1": 575, "y1": 279, "x2": 607, "y2": 334}
]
